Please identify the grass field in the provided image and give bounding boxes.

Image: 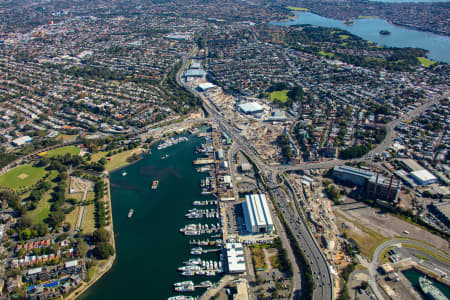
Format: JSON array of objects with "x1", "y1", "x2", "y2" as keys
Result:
[
  {"x1": 105, "y1": 148, "x2": 144, "y2": 171},
  {"x1": 67, "y1": 192, "x2": 84, "y2": 203},
  {"x1": 337, "y1": 211, "x2": 389, "y2": 259},
  {"x1": 286, "y1": 6, "x2": 309, "y2": 11},
  {"x1": 29, "y1": 189, "x2": 53, "y2": 224},
  {"x1": 65, "y1": 206, "x2": 79, "y2": 229},
  {"x1": 402, "y1": 243, "x2": 450, "y2": 265},
  {"x1": 270, "y1": 90, "x2": 289, "y2": 102},
  {"x1": 358, "y1": 16, "x2": 378, "y2": 19},
  {"x1": 0, "y1": 164, "x2": 47, "y2": 189},
  {"x1": 252, "y1": 247, "x2": 266, "y2": 270},
  {"x1": 81, "y1": 204, "x2": 96, "y2": 234},
  {"x1": 339, "y1": 35, "x2": 350, "y2": 40},
  {"x1": 87, "y1": 192, "x2": 95, "y2": 201},
  {"x1": 418, "y1": 57, "x2": 436, "y2": 68},
  {"x1": 90, "y1": 151, "x2": 108, "y2": 162},
  {"x1": 59, "y1": 134, "x2": 78, "y2": 142},
  {"x1": 46, "y1": 145, "x2": 81, "y2": 158},
  {"x1": 318, "y1": 51, "x2": 334, "y2": 58}
]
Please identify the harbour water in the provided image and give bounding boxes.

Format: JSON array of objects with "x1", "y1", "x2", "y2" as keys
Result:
[
  {"x1": 402, "y1": 268, "x2": 450, "y2": 298},
  {"x1": 272, "y1": 12, "x2": 450, "y2": 63},
  {"x1": 79, "y1": 133, "x2": 221, "y2": 300}
]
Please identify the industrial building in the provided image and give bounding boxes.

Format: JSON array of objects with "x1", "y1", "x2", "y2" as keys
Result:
[
  {"x1": 197, "y1": 82, "x2": 217, "y2": 91},
  {"x1": 333, "y1": 165, "x2": 375, "y2": 186},
  {"x1": 238, "y1": 102, "x2": 264, "y2": 115},
  {"x1": 366, "y1": 174, "x2": 401, "y2": 202},
  {"x1": 184, "y1": 69, "x2": 206, "y2": 77},
  {"x1": 216, "y1": 148, "x2": 224, "y2": 160},
  {"x1": 410, "y1": 169, "x2": 438, "y2": 185},
  {"x1": 333, "y1": 166, "x2": 401, "y2": 202},
  {"x1": 242, "y1": 194, "x2": 274, "y2": 233},
  {"x1": 225, "y1": 242, "x2": 246, "y2": 273}
]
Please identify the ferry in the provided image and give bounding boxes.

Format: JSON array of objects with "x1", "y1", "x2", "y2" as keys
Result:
[
  {"x1": 128, "y1": 209, "x2": 134, "y2": 218},
  {"x1": 419, "y1": 276, "x2": 448, "y2": 300},
  {"x1": 152, "y1": 180, "x2": 159, "y2": 190},
  {"x1": 122, "y1": 172, "x2": 127, "y2": 176}
]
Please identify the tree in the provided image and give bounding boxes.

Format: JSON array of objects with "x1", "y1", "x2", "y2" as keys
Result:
[
  {"x1": 47, "y1": 210, "x2": 65, "y2": 228},
  {"x1": 36, "y1": 223, "x2": 48, "y2": 236},
  {"x1": 20, "y1": 229, "x2": 32, "y2": 240},
  {"x1": 92, "y1": 228, "x2": 110, "y2": 243},
  {"x1": 77, "y1": 240, "x2": 89, "y2": 257},
  {"x1": 93, "y1": 242, "x2": 114, "y2": 259}
]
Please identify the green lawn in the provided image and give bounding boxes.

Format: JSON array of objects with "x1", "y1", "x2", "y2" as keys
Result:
[
  {"x1": 418, "y1": 57, "x2": 436, "y2": 68},
  {"x1": 65, "y1": 207, "x2": 79, "y2": 229},
  {"x1": 270, "y1": 90, "x2": 289, "y2": 102},
  {"x1": 339, "y1": 35, "x2": 350, "y2": 40},
  {"x1": 81, "y1": 204, "x2": 96, "y2": 234},
  {"x1": 29, "y1": 190, "x2": 53, "y2": 224},
  {"x1": 286, "y1": 6, "x2": 309, "y2": 11},
  {"x1": 318, "y1": 51, "x2": 334, "y2": 58},
  {"x1": 46, "y1": 145, "x2": 81, "y2": 158},
  {"x1": 0, "y1": 164, "x2": 47, "y2": 189},
  {"x1": 105, "y1": 148, "x2": 144, "y2": 171},
  {"x1": 90, "y1": 151, "x2": 108, "y2": 162}
]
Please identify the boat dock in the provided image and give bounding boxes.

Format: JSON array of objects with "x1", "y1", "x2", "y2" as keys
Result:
[{"x1": 193, "y1": 159, "x2": 215, "y2": 165}]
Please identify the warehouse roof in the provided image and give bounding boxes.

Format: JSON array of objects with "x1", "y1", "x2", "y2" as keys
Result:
[
  {"x1": 333, "y1": 165, "x2": 375, "y2": 179},
  {"x1": 198, "y1": 82, "x2": 216, "y2": 91},
  {"x1": 238, "y1": 102, "x2": 264, "y2": 114},
  {"x1": 410, "y1": 169, "x2": 437, "y2": 182}
]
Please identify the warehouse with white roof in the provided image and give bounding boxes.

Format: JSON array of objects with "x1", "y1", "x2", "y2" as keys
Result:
[
  {"x1": 242, "y1": 194, "x2": 274, "y2": 233},
  {"x1": 238, "y1": 102, "x2": 264, "y2": 115},
  {"x1": 410, "y1": 169, "x2": 438, "y2": 185},
  {"x1": 225, "y1": 241, "x2": 246, "y2": 273}
]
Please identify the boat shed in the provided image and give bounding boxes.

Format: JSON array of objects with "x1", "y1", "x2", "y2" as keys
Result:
[
  {"x1": 242, "y1": 194, "x2": 274, "y2": 233},
  {"x1": 225, "y1": 242, "x2": 246, "y2": 274}
]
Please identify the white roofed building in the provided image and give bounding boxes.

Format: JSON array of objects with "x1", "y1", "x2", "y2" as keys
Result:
[
  {"x1": 242, "y1": 194, "x2": 274, "y2": 233},
  {"x1": 238, "y1": 102, "x2": 264, "y2": 115},
  {"x1": 225, "y1": 241, "x2": 246, "y2": 274},
  {"x1": 410, "y1": 170, "x2": 438, "y2": 185}
]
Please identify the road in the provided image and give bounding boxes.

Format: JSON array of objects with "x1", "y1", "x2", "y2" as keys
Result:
[
  {"x1": 358, "y1": 238, "x2": 450, "y2": 300},
  {"x1": 176, "y1": 46, "x2": 333, "y2": 299},
  {"x1": 277, "y1": 176, "x2": 333, "y2": 300},
  {"x1": 176, "y1": 45, "x2": 449, "y2": 300}
]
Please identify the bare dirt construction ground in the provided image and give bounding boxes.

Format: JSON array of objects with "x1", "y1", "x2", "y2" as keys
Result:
[{"x1": 337, "y1": 197, "x2": 449, "y2": 252}]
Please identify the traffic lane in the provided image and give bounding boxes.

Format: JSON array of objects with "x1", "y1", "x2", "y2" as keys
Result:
[{"x1": 276, "y1": 197, "x2": 331, "y2": 299}]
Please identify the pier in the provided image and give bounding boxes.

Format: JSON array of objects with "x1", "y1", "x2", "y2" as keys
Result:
[{"x1": 193, "y1": 159, "x2": 215, "y2": 165}]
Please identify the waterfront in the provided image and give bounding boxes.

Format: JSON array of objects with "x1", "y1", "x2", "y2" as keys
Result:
[
  {"x1": 402, "y1": 268, "x2": 450, "y2": 298},
  {"x1": 272, "y1": 12, "x2": 450, "y2": 63},
  {"x1": 79, "y1": 134, "x2": 220, "y2": 300}
]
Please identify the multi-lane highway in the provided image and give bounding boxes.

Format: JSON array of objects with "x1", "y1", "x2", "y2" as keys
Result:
[
  {"x1": 273, "y1": 180, "x2": 333, "y2": 300},
  {"x1": 176, "y1": 45, "x2": 448, "y2": 300},
  {"x1": 176, "y1": 47, "x2": 333, "y2": 299}
]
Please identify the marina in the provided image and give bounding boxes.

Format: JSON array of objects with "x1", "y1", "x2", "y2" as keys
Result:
[
  {"x1": 157, "y1": 136, "x2": 189, "y2": 151},
  {"x1": 79, "y1": 133, "x2": 222, "y2": 300}
]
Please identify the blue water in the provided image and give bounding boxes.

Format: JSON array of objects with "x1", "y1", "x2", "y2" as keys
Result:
[
  {"x1": 272, "y1": 12, "x2": 450, "y2": 63},
  {"x1": 370, "y1": 0, "x2": 448, "y2": 2}
]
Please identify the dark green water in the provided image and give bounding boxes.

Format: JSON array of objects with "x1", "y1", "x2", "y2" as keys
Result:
[
  {"x1": 402, "y1": 268, "x2": 450, "y2": 298},
  {"x1": 79, "y1": 134, "x2": 220, "y2": 300}
]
